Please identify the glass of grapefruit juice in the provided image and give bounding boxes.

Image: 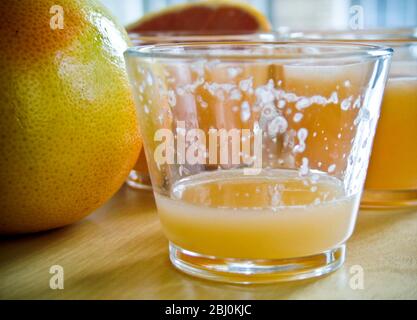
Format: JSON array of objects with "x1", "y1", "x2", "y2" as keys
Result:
[
  {"x1": 292, "y1": 30, "x2": 417, "y2": 209},
  {"x1": 363, "y1": 39, "x2": 417, "y2": 209},
  {"x1": 125, "y1": 42, "x2": 391, "y2": 283}
]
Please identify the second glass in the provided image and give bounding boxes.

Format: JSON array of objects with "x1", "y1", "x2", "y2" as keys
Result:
[
  {"x1": 292, "y1": 29, "x2": 417, "y2": 209},
  {"x1": 125, "y1": 41, "x2": 391, "y2": 283}
]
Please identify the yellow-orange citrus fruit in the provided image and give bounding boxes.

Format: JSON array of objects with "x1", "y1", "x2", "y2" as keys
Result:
[
  {"x1": 127, "y1": 0, "x2": 271, "y2": 33},
  {"x1": 0, "y1": 0, "x2": 141, "y2": 234}
]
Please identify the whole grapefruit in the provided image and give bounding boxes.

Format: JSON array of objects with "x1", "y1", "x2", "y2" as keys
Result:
[{"x1": 0, "y1": 0, "x2": 141, "y2": 234}]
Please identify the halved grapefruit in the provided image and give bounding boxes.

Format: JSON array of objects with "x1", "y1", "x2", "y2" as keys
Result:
[{"x1": 127, "y1": 0, "x2": 271, "y2": 34}]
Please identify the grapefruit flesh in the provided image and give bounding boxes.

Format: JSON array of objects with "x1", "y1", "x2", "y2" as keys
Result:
[{"x1": 127, "y1": 0, "x2": 271, "y2": 33}]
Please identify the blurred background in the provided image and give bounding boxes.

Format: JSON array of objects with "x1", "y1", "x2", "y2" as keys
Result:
[{"x1": 99, "y1": 0, "x2": 417, "y2": 30}]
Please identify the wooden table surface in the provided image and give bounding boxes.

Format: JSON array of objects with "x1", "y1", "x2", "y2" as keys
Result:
[{"x1": 1, "y1": 185, "x2": 416, "y2": 300}]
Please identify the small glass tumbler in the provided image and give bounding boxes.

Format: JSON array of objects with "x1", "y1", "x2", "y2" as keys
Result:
[
  {"x1": 126, "y1": 32, "x2": 283, "y2": 191},
  {"x1": 125, "y1": 42, "x2": 391, "y2": 283},
  {"x1": 292, "y1": 29, "x2": 417, "y2": 209}
]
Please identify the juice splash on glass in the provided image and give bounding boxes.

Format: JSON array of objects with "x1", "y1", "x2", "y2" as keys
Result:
[{"x1": 126, "y1": 33, "x2": 278, "y2": 191}]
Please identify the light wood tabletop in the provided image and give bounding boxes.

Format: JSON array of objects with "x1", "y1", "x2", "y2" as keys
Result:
[{"x1": 1, "y1": 185, "x2": 416, "y2": 300}]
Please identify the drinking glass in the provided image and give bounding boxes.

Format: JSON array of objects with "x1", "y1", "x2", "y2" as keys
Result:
[
  {"x1": 125, "y1": 41, "x2": 391, "y2": 283},
  {"x1": 292, "y1": 29, "x2": 417, "y2": 209}
]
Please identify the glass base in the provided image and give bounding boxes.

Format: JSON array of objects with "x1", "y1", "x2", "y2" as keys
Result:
[
  {"x1": 361, "y1": 189, "x2": 417, "y2": 210},
  {"x1": 126, "y1": 170, "x2": 152, "y2": 191},
  {"x1": 169, "y1": 242, "x2": 345, "y2": 284}
]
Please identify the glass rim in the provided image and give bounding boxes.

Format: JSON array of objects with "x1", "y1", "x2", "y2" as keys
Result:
[
  {"x1": 125, "y1": 41, "x2": 393, "y2": 61},
  {"x1": 128, "y1": 31, "x2": 282, "y2": 44},
  {"x1": 289, "y1": 28, "x2": 417, "y2": 43}
]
